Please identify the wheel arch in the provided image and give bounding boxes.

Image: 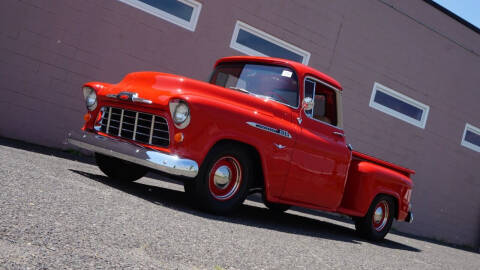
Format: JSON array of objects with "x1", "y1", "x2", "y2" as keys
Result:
[
  {"x1": 207, "y1": 139, "x2": 265, "y2": 191},
  {"x1": 341, "y1": 159, "x2": 408, "y2": 220},
  {"x1": 370, "y1": 192, "x2": 400, "y2": 220}
]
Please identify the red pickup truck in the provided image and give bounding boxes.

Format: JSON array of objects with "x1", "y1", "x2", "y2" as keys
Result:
[{"x1": 67, "y1": 56, "x2": 414, "y2": 241}]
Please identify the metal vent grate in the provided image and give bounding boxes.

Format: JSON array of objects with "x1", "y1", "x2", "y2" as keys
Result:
[{"x1": 98, "y1": 107, "x2": 169, "y2": 147}]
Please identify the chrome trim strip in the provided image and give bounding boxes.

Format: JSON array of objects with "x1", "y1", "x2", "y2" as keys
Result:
[
  {"x1": 149, "y1": 115, "x2": 155, "y2": 145},
  {"x1": 132, "y1": 97, "x2": 153, "y2": 104},
  {"x1": 132, "y1": 112, "x2": 138, "y2": 141},
  {"x1": 246, "y1": 122, "x2": 292, "y2": 139},
  {"x1": 67, "y1": 130, "x2": 198, "y2": 178},
  {"x1": 118, "y1": 109, "x2": 124, "y2": 136},
  {"x1": 106, "y1": 92, "x2": 152, "y2": 104},
  {"x1": 106, "y1": 107, "x2": 112, "y2": 134}
]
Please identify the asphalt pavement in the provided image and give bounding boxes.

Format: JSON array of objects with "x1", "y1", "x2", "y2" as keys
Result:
[{"x1": 0, "y1": 137, "x2": 478, "y2": 269}]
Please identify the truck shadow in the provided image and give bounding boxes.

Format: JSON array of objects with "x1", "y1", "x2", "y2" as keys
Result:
[{"x1": 69, "y1": 169, "x2": 421, "y2": 252}]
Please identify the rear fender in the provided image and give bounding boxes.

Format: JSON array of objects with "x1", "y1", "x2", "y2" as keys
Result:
[{"x1": 339, "y1": 160, "x2": 412, "y2": 220}]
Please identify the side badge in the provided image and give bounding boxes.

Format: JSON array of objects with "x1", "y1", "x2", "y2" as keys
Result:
[{"x1": 246, "y1": 122, "x2": 292, "y2": 139}]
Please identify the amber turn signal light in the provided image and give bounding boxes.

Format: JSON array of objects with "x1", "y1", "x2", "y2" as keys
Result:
[
  {"x1": 174, "y1": 132, "x2": 184, "y2": 143},
  {"x1": 84, "y1": 113, "x2": 92, "y2": 122}
]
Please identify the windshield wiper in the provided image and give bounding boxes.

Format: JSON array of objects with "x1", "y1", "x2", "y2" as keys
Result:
[
  {"x1": 228, "y1": 87, "x2": 250, "y2": 94},
  {"x1": 227, "y1": 87, "x2": 274, "y2": 101},
  {"x1": 253, "y1": 94, "x2": 272, "y2": 100}
]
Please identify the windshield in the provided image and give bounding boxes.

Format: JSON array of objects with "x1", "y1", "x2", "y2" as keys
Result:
[{"x1": 209, "y1": 62, "x2": 299, "y2": 107}]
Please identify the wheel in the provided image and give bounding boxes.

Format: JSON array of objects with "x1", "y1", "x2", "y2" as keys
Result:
[
  {"x1": 190, "y1": 143, "x2": 253, "y2": 215},
  {"x1": 95, "y1": 153, "x2": 148, "y2": 182},
  {"x1": 355, "y1": 195, "x2": 395, "y2": 241}
]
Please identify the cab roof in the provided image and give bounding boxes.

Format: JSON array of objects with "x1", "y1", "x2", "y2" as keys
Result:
[{"x1": 215, "y1": 56, "x2": 342, "y2": 90}]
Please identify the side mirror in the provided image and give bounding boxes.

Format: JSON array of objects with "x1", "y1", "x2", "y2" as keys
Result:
[{"x1": 302, "y1": 97, "x2": 314, "y2": 111}]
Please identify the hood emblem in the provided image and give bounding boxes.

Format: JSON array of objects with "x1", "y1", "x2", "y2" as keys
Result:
[{"x1": 106, "y1": 92, "x2": 152, "y2": 104}]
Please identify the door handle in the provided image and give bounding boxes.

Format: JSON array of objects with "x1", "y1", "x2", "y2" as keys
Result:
[{"x1": 332, "y1": 131, "x2": 345, "y2": 137}]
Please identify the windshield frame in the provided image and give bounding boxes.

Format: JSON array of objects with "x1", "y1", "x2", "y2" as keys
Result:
[{"x1": 209, "y1": 62, "x2": 300, "y2": 109}]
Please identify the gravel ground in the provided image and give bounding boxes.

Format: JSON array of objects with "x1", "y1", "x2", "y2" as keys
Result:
[{"x1": 0, "y1": 137, "x2": 479, "y2": 270}]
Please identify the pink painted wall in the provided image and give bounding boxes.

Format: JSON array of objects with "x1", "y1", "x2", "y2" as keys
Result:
[{"x1": 0, "y1": 0, "x2": 478, "y2": 248}]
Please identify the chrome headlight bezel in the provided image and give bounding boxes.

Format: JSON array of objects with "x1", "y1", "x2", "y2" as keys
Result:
[
  {"x1": 169, "y1": 99, "x2": 190, "y2": 129},
  {"x1": 83, "y1": 86, "x2": 97, "y2": 111}
]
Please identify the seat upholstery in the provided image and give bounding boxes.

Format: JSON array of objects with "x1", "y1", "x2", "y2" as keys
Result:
[{"x1": 313, "y1": 95, "x2": 331, "y2": 124}]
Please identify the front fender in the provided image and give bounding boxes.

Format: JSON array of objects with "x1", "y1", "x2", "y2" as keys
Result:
[{"x1": 171, "y1": 94, "x2": 298, "y2": 198}]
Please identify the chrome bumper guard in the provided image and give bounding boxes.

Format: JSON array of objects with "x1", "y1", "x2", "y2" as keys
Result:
[{"x1": 67, "y1": 130, "x2": 199, "y2": 178}]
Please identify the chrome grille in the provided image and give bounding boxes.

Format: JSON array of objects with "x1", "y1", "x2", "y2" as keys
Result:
[{"x1": 98, "y1": 107, "x2": 169, "y2": 147}]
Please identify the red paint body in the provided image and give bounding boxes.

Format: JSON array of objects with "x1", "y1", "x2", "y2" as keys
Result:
[{"x1": 81, "y1": 56, "x2": 414, "y2": 221}]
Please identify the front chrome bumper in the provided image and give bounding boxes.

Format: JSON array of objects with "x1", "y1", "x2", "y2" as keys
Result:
[{"x1": 66, "y1": 130, "x2": 199, "y2": 178}]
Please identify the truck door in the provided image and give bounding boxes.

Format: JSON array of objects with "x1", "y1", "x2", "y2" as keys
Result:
[{"x1": 281, "y1": 78, "x2": 351, "y2": 209}]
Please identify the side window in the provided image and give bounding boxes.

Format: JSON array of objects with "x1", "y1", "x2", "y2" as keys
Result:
[
  {"x1": 304, "y1": 78, "x2": 338, "y2": 126},
  {"x1": 230, "y1": 21, "x2": 311, "y2": 65},
  {"x1": 461, "y1": 123, "x2": 480, "y2": 153},
  {"x1": 117, "y1": 0, "x2": 202, "y2": 31},
  {"x1": 369, "y1": 82, "x2": 429, "y2": 128}
]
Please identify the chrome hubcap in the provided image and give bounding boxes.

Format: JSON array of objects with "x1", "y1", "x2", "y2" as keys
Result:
[
  {"x1": 208, "y1": 156, "x2": 242, "y2": 201},
  {"x1": 213, "y1": 165, "x2": 232, "y2": 189},
  {"x1": 372, "y1": 201, "x2": 389, "y2": 232},
  {"x1": 374, "y1": 207, "x2": 384, "y2": 223}
]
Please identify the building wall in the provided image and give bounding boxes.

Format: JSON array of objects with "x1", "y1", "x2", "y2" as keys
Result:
[{"x1": 0, "y1": 0, "x2": 478, "y2": 247}]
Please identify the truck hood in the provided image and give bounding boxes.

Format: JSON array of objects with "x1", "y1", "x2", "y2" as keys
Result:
[
  {"x1": 99, "y1": 71, "x2": 283, "y2": 117},
  {"x1": 101, "y1": 72, "x2": 188, "y2": 107}
]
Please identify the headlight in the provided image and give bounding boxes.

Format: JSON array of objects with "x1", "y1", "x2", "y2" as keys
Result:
[
  {"x1": 174, "y1": 102, "x2": 189, "y2": 123},
  {"x1": 169, "y1": 99, "x2": 190, "y2": 129},
  {"x1": 83, "y1": 86, "x2": 97, "y2": 111}
]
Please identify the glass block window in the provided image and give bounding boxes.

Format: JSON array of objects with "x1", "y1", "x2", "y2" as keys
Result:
[
  {"x1": 118, "y1": 0, "x2": 202, "y2": 31},
  {"x1": 369, "y1": 82, "x2": 430, "y2": 128},
  {"x1": 230, "y1": 21, "x2": 311, "y2": 65},
  {"x1": 461, "y1": 123, "x2": 480, "y2": 152}
]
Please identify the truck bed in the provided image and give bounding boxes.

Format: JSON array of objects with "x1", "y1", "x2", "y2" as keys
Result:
[
  {"x1": 352, "y1": 151, "x2": 415, "y2": 177},
  {"x1": 336, "y1": 151, "x2": 414, "y2": 219}
]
